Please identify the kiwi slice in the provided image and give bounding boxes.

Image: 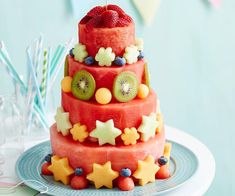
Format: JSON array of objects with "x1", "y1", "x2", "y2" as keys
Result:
[
  {"x1": 71, "y1": 70, "x2": 96, "y2": 100},
  {"x1": 113, "y1": 71, "x2": 138, "y2": 102},
  {"x1": 144, "y1": 63, "x2": 150, "y2": 88},
  {"x1": 64, "y1": 55, "x2": 69, "y2": 77}
]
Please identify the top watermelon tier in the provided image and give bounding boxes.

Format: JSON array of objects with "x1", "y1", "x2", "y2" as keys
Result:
[{"x1": 78, "y1": 5, "x2": 135, "y2": 57}]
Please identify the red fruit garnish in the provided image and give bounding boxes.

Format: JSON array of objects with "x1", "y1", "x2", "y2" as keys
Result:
[
  {"x1": 71, "y1": 176, "x2": 88, "y2": 190},
  {"x1": 79, "y1": 15, "x2": 92, "y2": 24},
  {"x1": 107, "y1": 4, "x2": 125, "y2": 16},
  {"x1": 41, "y1": 162, "x2": 53, "y2": 176},
  {"x1": 101, "y1": 10, "x2": 119, "y2": 28},
  {"x1": 117, "y1": 177, "x2": 135, "y2": 191},
  {"x1": 155, "y1": 165, "x2": 171, "y2": 179},
  {"x1": 121, "y1": 14, "x2": 133, "y2": 23},
  {"x1": 116, "y1": 18, "x2": 130, "y2": 27},
  {"x1": 86, "y1": 15, "x2": 102, "y2": 30},
  {"x1": 87, "y1": 6, "x2": 105, "y2": 17}
]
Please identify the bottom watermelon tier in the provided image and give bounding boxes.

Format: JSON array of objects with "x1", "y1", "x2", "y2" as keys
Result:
[{"x1": 50, "y1": 123, "x2": 165, "y2": 173}]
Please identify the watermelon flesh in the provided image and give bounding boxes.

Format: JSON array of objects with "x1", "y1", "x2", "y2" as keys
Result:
[
  {"x1": 79, "y1": 23, "x2": 135, "y2": 57},
  {"x1": 62, "y1": 90, "x2": 157, "y2": 134},
  {"x1": 50, "y1": 124, "x2": 165, "y2": 174},
  {"x1": 68, "y1": 56, "x2": 145, "y2": 92}
]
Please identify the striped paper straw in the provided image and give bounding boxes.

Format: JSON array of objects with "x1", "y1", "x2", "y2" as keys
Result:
[
  {"x1": 0, "y1": 46, "x2": 26, "y2": 94},
  {"x1": 40, "y1": 49, "x2": 48, "y2": 103},
  {"x1": 26, "y1": 48, "x2": 46, "y2": 116},
  {"x1": 0, "y1": 43, "x2": 49, "y2": 129},
  {"x1": 49, "y1": 38, "x2": 74, "y2": 90},
  {"x1": 49, "y1": 45, "x2": 64, "y2": 77},
  {"x1": 35, "y1": 35, "x2": 43, "y2": 78},
  {"x1": 26, "y1": 81, "x2": 37, "y2": 134},
  {"x1": 45, "y1": 48, "x2": 51, "y2": 107}
]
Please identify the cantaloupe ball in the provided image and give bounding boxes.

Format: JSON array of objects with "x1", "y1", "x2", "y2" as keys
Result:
[
  {"x1": 61, "y1": 76, "x2": 72, "y2": 93},
  {"x1": 137, "y1": 84, "x2": 149, "y2": 99},
  {"x1": 95, "y1": 88, "x2": 112, "y2": 105}
]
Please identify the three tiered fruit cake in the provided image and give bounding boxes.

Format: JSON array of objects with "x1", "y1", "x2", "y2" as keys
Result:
[{"x1": 41, "y1": 4, "x2": 172, "y2": 191}]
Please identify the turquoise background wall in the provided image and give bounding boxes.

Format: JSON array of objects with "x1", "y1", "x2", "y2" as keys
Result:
[{"x1": 0, "y1": 0, "x2": 234, "y2": 195}]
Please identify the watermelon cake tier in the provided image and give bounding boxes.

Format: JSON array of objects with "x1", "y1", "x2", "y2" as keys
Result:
[
  {"x1": 62, "y1": 89, "x2": 156, "y2": 133},
  {"x1": 79, "y1": 22, "x2": 135, "y2": 57},
  {"x1": 67, "y1": 56, "x2": 145, "y2": 92},
  {"x1": 50, "y1": 124, "x2": 165, "y2": 173}
]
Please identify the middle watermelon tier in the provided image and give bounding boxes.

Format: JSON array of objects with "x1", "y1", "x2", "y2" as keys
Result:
[{"x1": 62, "y1": 56, "x2": 157, "y2": 136}]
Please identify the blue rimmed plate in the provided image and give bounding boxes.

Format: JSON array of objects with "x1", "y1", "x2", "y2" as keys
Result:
[{"x1": 16, "y1": 141, "x2": 198, "y2": 196}]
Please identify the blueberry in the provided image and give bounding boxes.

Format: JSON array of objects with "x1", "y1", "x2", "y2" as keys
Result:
[
  {"x1": 120, "y1": 168, "x2": 131, "y2": 177},
  {"x1": 138, "y1": 51, "x2": 144, "y2": 60},
  {"x1": 44, "y1": 154, "x2": 52, "y2": 163},
  {"x1": 69, "y1": 48, "x2": 74, "y2": 57},
  {"x1": 74, "y1": 168, "x2": 83, "y2": 176},
  {"x1": 114, "y1": 57, "x2": 126, "y2": 66},
  {"x1": 84, "y1": 56, "x2": 95, "y2": 65},
  {"x1": 158, "y1": 156, "x2": 168, "y2": 166}
]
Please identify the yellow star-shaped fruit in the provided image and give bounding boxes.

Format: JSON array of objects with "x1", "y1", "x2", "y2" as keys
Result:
[
  {"x1": 164, "y1": 142, "x2": 172, "y2": 168},
  {"x1": 54, "y1": 107, "x2": 72, "y2": 136},
  {"x1": 121, "y1": 127, "x2": 140, "y2": 145},
  {"x1": 133, "y1": 155, "x2": 160, "y2": 186},
  {"x1": 48, "y1": 156, "x2": 74, "y2": 185},
  {"x1": 156, "y1": 113, "x2": 164, "y2": 133},
  {"x1": 138, "y1": 113, "x2": 159, "y2": 142},
  {"x1": 70, "y1": 123, "x2": 88, "y2": 142},
  {"x1": 89, "y1": 120, "x2": 122, "y2": 145},
  {"x1": 87, "y1": 161, "x2": 119, "y2": 189}
]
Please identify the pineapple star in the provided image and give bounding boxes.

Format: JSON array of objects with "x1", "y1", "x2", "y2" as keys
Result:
[
  {"x1": 48, "y1": 156, "x2": 74, "y2": 185},
  {"x1": 133, "y1": 155, "x2": 160, "y2": 186},
  {"x1": 70, "y1": 123, "x2": 88, "y2": 142},
  {"x1": 54, "y1": 107, "x2": 72, "y2": 136},
  {"x1": 89, "y1": 119, "x2": 122, "y2": 145},
  {"x1": 138, "y1": 113, "x2": 159, "y2": 142},
  {"x1": 87, "y1": 161, "x2": 119, "y2": 189}
]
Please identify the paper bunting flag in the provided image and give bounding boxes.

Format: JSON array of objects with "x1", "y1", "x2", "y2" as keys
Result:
[
  {"x1": 209, "y1": 0, "x2": 221, "y2": 8},
  {"x1": 132, "y1": 0, "x2": 161, "y2": 26}
]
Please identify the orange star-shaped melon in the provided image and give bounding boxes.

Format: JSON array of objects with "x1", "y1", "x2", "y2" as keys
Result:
[
  {"x1": 86, "y1": 161, "x2": 119, "y2": 189},
  {"x1": 70, "y1": 123, "x2": 88, "y2": 142},
  {"x1": 164, "y1": 142, "x2": 172, "y2": 168},
  {"x1": 133, "y1": 155, "x2": 160, "y2": 186},
  {"x1": 48, "y1": 155, "x2": 74, "y2": 185},
  {"x1": 156, "y1": 113, "x2": 164, "y2": 133}
]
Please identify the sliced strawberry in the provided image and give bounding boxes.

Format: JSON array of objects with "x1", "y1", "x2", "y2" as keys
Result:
[
  {"x1": 79, "y1": 15, "x2": 91, "y2": 24},
  {"x1": 87, "y1": 6, "x2": 105, "y2": 17},
  {"x1": 101, "y1": 10, "x2": 119, "y2": 28},
  {"x1": 107, "y1": 4, "x2": 125, "y2": 16},
  {"x1": 121, "y1": 14, "x2": 133, "y2": 23},
  {"x1": 116, "y1": 18, "x2": 130, "y2": 27},
  {"x1": 86, "y1": 15, "x2": 102, "y2": 31}
]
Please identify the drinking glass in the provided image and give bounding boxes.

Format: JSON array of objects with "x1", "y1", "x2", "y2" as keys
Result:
[{"x1": 0, "y1": 95, "x2": 24, "y2": 184}]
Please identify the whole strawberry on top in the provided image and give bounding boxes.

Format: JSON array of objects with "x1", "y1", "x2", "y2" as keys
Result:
[
  {"x1": 80, "y1": 5, "x2": 133, "y2": 28},
  {"x1": 79, "y1": 4, "x2": 135, "y2": 56}
]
